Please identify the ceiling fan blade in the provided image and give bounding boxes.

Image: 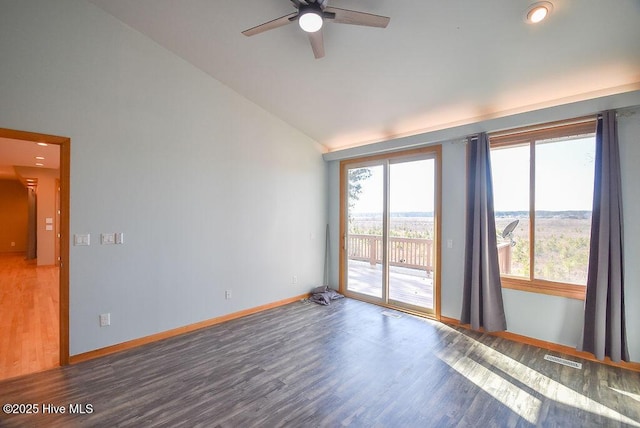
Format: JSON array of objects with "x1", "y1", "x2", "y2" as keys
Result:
[
  {"x1": 308, "y1": 30, "x2": 325, "y2": 59},
  {"x1": 324, "y1": 7, "x2": 390, "y2": 28},
  {"x1": 242, "y1": 12, "x2": 298, "y2": 37}
]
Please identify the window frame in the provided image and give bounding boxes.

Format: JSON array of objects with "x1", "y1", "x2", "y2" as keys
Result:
[
  {"x1": 339, "y1": 145, "x2": 443, "y2": 318},
  {"x1": 489, "y1": 117, "x2": 597, "y2": 300}
]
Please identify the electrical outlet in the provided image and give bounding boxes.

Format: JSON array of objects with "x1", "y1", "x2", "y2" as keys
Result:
[
  {"x1": 99, "y1": 313, "x2": 111, "y2": 327},
  {"x1": 292, "y1": 275, "x2": 298, "y2": 285},
  {"x1": 225, "y1": 290, "x2": 232, "y2": 300}
]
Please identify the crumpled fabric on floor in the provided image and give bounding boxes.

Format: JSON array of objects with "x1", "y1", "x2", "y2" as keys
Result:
[{"x1": 308, "y1": 286, "x2": 344, "y2": 306}]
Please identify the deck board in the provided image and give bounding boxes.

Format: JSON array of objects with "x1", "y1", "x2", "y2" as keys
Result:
[{"x1": 347, "y1": 260, "x2": 433, "y2": 308}]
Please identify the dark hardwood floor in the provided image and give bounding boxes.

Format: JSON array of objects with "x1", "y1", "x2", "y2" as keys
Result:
[{"x1": 1, "y1": 298, "x2": 639, "y2": 427}]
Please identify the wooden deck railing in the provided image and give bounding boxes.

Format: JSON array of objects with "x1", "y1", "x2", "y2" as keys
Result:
[
  {"x1": 497, "y1": 242, "x2": 513, "y2": 274},
  {"x1": 348, "y1": 234, "x2": 513, "y2": 274},
  {"x1": 347, "y1": 234, "x2": 433, "y2": 271}
]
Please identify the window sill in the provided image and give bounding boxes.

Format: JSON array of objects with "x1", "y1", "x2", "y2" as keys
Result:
[{"x1": 501, "y1": 277, "x2": 586, "y2": 300}]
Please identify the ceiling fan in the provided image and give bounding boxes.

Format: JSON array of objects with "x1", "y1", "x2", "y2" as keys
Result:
[{"x1": 242, "y1": 0, "x2": 390, "y2": 59}]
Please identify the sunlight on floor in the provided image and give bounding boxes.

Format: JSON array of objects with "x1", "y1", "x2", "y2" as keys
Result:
[
  {"x1": 436, "y1": 334, "x2": 541, "y2": 424},
  {"x1": 610, "y1": 387, "x2": 640, "y2": 403},
  {"x1": 436, "y1": 327, "x2": 640, "y2": 426}
]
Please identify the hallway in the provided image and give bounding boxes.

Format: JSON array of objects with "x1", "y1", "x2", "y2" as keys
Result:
[{"x1": 0, "y1": 254, "x2": 59, "y2": 380}]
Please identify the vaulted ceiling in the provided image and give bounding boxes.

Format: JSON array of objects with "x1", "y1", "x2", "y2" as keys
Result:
[{"x1": 89, "y1": 0, "x2": 640, "y2": 151}]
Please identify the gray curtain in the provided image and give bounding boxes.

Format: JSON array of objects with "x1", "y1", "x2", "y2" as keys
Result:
[
  {"x1": 581, "y1": 111, "x2": 629, "y2": 362},
  {"x1": 26, "y1": 187, "x2": 37, "y2": 260},
  {"x1": 461, "y1": 133, "x2": 507, "y2": 332}
]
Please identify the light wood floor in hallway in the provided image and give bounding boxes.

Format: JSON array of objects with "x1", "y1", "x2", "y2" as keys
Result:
[
  {"x1": 0, "y1": 254, "x2": 59, "y2": 380},
  {"x1": 1, "y1": 297, "x2": 639, "y2": 427}
]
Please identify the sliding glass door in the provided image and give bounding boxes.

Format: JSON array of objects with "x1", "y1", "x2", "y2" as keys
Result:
[
  {"x1": 345, "y1": 163, "x2": 384, "y2": 299},
  {"x1": 340, "y1": 147, "x2": 440, "y2": 316},
  {"x1": 388, "y1": 158, "x2": 436, "y2": 310}
]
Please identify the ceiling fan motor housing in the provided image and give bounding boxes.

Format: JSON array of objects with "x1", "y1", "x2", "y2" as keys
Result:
[
  {"x1": 298, "y1": 3, "x2": 324, "y2": 32},
  {"x1": 242, "y1": 1, "x2": 389, "y2": 58}
]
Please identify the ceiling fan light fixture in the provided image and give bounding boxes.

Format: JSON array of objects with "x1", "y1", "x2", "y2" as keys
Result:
[
  {"x1": 525, "y1": 1, "x2": 553, "y2": 24},
  {"x1": 299, "y1": 9, "x2": 323, "y2": 33}
]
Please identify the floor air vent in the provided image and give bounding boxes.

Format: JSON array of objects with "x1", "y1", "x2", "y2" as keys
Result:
[
  {"x1": 381, "y1": 311, "x2": 402, "y2": 318},
  {"x1": 544, "y1": 354, "x2": 582, "y2": 369}
]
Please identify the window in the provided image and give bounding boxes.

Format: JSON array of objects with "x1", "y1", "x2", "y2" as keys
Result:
[{"x1": 490, "y1": 118, "x2": 597, "y2": 299}]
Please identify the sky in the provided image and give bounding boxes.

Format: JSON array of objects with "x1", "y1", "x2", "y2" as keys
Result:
[
  {"x1": 349, "y1": 136, "x2": 595, "y2": 214},
  {"x1": 492, "y1": 136, "x2": 595, "y2": 211},
  {"x1": 350, "y1": 158, "x2": 435, "y2": 214}
]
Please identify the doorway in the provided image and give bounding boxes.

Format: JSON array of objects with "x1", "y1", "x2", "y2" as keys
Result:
[
  {"x1": 0, "y1": 128, "x2": 69, "y2": 379},
  {"x1": 339, "y1": 146, "x2": 441, "y2": 317}
]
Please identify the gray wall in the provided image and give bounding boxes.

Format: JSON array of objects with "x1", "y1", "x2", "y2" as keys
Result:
[
  {"x1": 1, "y1": 0, "x2": 327, "y2": 356},
  {"x1": 327, "y1": 101, "x2": 640, "y2": 363}
]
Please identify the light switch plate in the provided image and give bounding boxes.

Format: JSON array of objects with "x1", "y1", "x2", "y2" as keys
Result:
[
  {"x1": 101, "y1": 233, "x2": 115, "y2": 245},
  {"x1": 74, "y1": 234, "x2": 90, "y2": 246}
]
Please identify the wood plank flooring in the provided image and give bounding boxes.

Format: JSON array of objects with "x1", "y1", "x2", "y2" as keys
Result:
[
  {"x1": 0, "y1": 254, "x2": 59, "y2": 380},
  {"x1": 1, "y1": 298, "x2": 639, "y2": 427}
]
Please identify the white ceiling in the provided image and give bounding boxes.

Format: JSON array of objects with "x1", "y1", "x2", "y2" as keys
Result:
[
  {"x1": 0, "y1": 138, "x2": 60, "y2": 180},
  {"x1": 85, "y1": 1, "x2": 640, "y2": 151}
]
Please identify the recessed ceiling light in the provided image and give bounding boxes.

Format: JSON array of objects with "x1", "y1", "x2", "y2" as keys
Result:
[
  {"x1": 36, "y1": 142, "x2": 48, "y2": 146},
  {"x1": 525, "y1": 1, "x2": 553, "y2": 24}
]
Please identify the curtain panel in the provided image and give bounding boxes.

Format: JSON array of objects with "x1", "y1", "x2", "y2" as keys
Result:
[
  {"x1": 461, "y1": 133, "x2": 507, "y2": 332},
  {"x1": 581, "y1": 110, "x2": 629, "y2": 362}
]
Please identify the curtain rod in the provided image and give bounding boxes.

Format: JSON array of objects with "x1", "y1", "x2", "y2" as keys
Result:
[
  {"x1": 462, "y1": 113, "x2": 603, "y2": 144},
  {"x1": 488, "y1": 114, "x2": 598, "y2": 140},
  {"x1": 460, "y1": 109, "x2": 640, "y2": 143}
]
